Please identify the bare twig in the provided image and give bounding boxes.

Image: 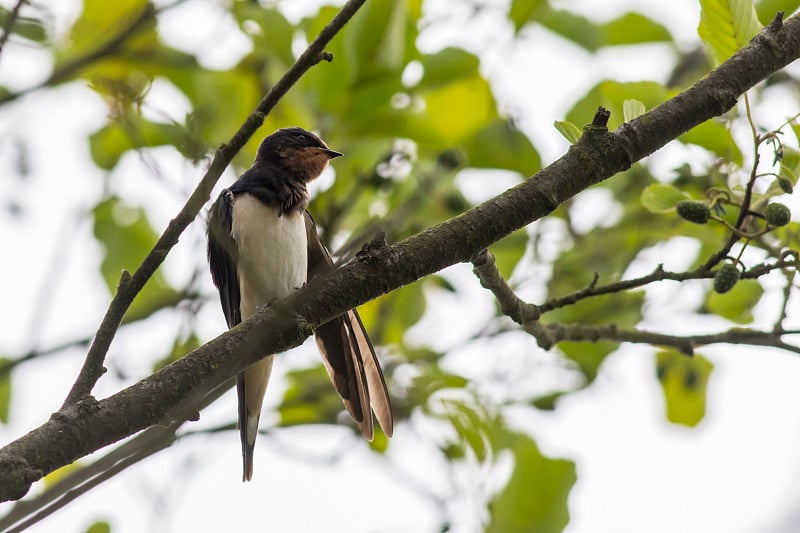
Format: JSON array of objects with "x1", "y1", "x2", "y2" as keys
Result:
[
  {"x1": 538, "y1": 323, "x2": 800, "y2": 356},
  {"x1": 471, "y1": 248, "x2": 799, "y2": 354}
]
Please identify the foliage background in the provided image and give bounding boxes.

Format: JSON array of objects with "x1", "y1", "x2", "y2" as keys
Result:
[{"x1": 1, "y1": 0, "x2": 800, "y2": 532}]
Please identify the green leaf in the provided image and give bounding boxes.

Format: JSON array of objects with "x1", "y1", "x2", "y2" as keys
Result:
[
  {"x1": 541, "y1": 10, "x2": 599, "y2": 50},
  {"x1": 623, "y1": 99, "x2": 646, "y2": 122},
  {"x1": 487, "y1": 432, "x2": 575, "y2": 533},
  {"x1": 0, "y1": 358, "x2": 10, "y2": 423},
  {"x1": 419, "y1": 73, "x2": 498, "y2": 144},
  {"x1": 408, "y1": 367, "x2": 468, "y2": 408},
  {"x1": 358, "y1": 281, "x2": 426, "y2": 346},
  {"x1": 509, "y1": 0, "x2": 549, "y2": 33},
  {"x1": 89, "y1": 117, "x2": 181, "y2": 170},
  {"x1": 698, "y1": 0, "x2": 762, "y2": 64},
  {"x1": 680, "y1": 119, "x2": 743, "y2": 166},
  {"x1": 278, "y1": 365, "x2": 344, "y2": 428},
  {"x1": 656, "y1": 350, "x2": 713, "y2": 426},
  {"x1": 755, "y1": 0, "x2": 799, "y2": 25},
  {"x1": 558, "y1": 341, "x2": 618, "y2": 383},
  {"x1": 540, "y1": 10, "x2": 671, "y2": 51},
  {"x1": 57, "y1": 0, "x2": 149, "y2": 64},
  {"x1": 641, "y1": 183, "x2": 687, "y2": 213},
  {"x1": 85, "y1": 521, "x2": 112, "y2": 533},
  {"x1": 489, "y1": 229, "x2": 529, "y2": 279},
  {"x1": 443, "y1": 400, "x2": 491, "y2": 461},
  {"x1": 92, "y1": 197, "x2": 179, "y2": 321},
  {"x1": 463, "y1": 120, "x2": 540, "y2": 175},
  {"x1": 231, "y1": 5, "x2": 295, "y2": 66},
  {"x1": 602, "y1": 12, "x2": 672, "y2": 46},
  {"x1": 554, "y1": 121, "x2": 581, "y2": 144},
  {"x1": 152, "y1": 332, "x2": 200, "y2": 371},
  {"x1": 343, "y1": 0, "x2": 410, "y2": 82},
  {"x1": 706, "y1": 279, "x2": 764, "y2": 323},
  {"x1": 419, "y1": 47, "x2": 480, "y2": 88},
  {"x1": 0, "y1": 8, "x2": 47, "y2": 43}
]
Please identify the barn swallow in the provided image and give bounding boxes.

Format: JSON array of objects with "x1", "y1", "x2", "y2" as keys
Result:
[{"x1": 207, "y1": 127, "x2": 393, "y2": 481}]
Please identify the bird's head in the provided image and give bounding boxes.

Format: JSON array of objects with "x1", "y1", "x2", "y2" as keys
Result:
[{"x1": 255, "y1": 127, "x2": 342, "y2": 182}]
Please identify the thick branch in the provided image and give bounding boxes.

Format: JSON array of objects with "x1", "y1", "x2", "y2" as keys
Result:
[{"x1": 1, "y1": 12, "x2": 799, "y2": 503}]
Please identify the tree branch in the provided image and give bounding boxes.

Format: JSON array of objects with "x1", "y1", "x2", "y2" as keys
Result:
[
  {"x1": 62, "y1": 0, "x2": 368, "y2": 407},
  {"x1": 0, "y1": 0, "x2": 28, "y2": 64},
  {"x1": 1, "y1": 11, "x2": 799, "y2": 503},
  {"x1": 540, "y1": 323, "x2": 800, "y2": 357}
]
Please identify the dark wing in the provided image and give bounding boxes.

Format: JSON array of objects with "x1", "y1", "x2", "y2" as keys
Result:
[
  {"x1": 207, "y1": 189, "x2": 241, "y2": 328},
  {"x1": 208, "y1": 189, "x2": 254, "y2": 479},
  {"x1": 305, "y1": 212, "x2": 394, "y2": 439}
]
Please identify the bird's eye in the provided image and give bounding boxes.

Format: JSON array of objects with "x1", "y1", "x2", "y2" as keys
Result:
[{"x1": 295, "y1": 133, "x2": 306, "y2": 141}]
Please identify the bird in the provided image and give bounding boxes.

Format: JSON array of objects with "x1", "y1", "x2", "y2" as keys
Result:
[{"x1": 207, "y1": 127, "x2": 393, "y2": 481}]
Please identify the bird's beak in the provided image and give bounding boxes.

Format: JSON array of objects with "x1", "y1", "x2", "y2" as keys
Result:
[{"x1": 322, "y1": 148, "x2": 343, "y2": 159}]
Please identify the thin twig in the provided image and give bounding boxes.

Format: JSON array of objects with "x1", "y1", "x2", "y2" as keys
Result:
[
  {"x1": 540, "y1": 322, "x2": 800, "y2": 356},
  {"x1": 0, "y1": 0, "x2": 28, "y2": 63}
]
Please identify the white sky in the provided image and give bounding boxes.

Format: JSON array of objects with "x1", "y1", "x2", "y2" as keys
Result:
[{"x1": 1, "y1": 1, "x2": 800, "y2": 533}]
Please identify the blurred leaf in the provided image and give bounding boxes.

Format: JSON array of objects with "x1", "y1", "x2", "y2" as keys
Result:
[
  {"x1": 554, "y1": 121, "x2": 582, "y2": 144},
  {"x1": 0, "y1": 7, "x2": 47, "y2": 43},
  {"x1": 487, "y1": 432, "x2": 575, "y2": 533},
  {"x1": 0, "y1": 358, "x2": 10, "y2": 423},
  {"x1": 58, "y1": 0, "x2": 149, "y2": 61},
  {"x1": 232, "y1": 4, "x2": 295, "y2": 66},
  {"x1": 90, "y1": 117, "x2": 180, "y2": 170},
  {"x1": 369, "y1": 428, "x2": 389, "y2": 452},
  {"x1": 699, "y1": 0, "x2": 762, "y2": 65},
  {"x1": 509, "y1": 0, "x2": 549, "y2": 33},
  {"x1": 43, "y1": 462, "x2": 82, "y2": 489},
  {"x1": 540, "y1": 10, "x2": 671, "y2": 51},
  {"x1": 530, "y1": 391, "x2": 563, "y2": 411},
  {"x1": 656, "y1": 350, "x2": 713, "y2": 426},
  {"x1": 344, "y1": 0, "x2": 411, "y2": 82},
  {"x1": 779, "y1": 146, "x2": 800, "y2": 184},
  {"x1": 602, "y1": 12, "x2": 672, "y2": 46},
  {"x1": 443, "y1": 399, "x2": 491, "y2": 461},
  {"x1": 623, "y1": 99, "x2": 646, "y2": 122},
  {"x1": 771, "y1": 221, "x2": 800, "y2": 248},
  {"x1": 489, "y1": 229, "x2": 529, "y2": 279},
  {"x1": 641, "y1": 183, "x2": 688, "y2": 213},
  {"x1": 420, "y1": 73, "x2": 498, "y2": 144},
  {"x1": 85, "y1": 521, "x2": 111, "y2": 533},
  {"x1": 152, "y1": 332, "x2": 200, "y2": 371},
  {"x1": 756, "y1": 0, "x2": 800, "y2": 24},
  {"x1": 680, "y1": 119, "x2": 743, "y2": 166},
  {"x1": 278, "y1": 365, "x2": 343, "y2": 427},
  {"x1": 92, "y1": 197, "x2": 179, "y2": 321},
  {"x1": 463, "y1": 120, "x2": 540, "y2": 175},
  {"x1": 706, "y1": 279, "x2": 763, "y2": 323},
  {"x1": 419, "y1": 47, "x2": 480, "y2": 88},
  {"x1": 557, "y1": 340, "x2": 619, "y2": 383},
  {"x1": 408, "y1": 368, "x2": 468, "y2": 408},
  {"x1": 359, "y1": 282, "x2": 425, "y2": 345}
]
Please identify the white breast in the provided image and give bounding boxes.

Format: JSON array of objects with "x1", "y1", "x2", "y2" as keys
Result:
[{"x1": 231, "y1": 193, "x2": 307, "y2": 320}]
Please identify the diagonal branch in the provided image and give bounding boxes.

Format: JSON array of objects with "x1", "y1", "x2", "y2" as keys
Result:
[
  {"x1": 62, "y1": 0, "x2": 368, "y2": 407},
  {"x1": 1, "y1": 11, "x2": 799, "y2": 503},
  {"x1": 0, "y1": 0, "x2": 28, "y2": 64}
]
